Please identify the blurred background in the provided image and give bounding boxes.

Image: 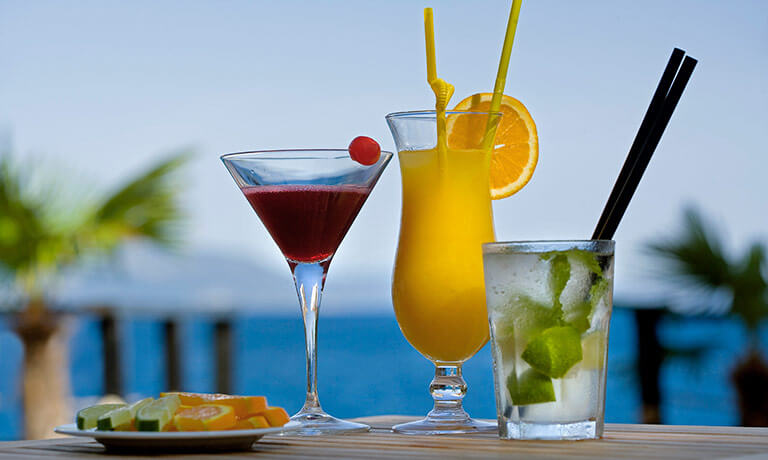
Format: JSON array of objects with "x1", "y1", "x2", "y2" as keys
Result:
[{"x1": 0, "y1": 0, "x2": 766, "y2": 440}]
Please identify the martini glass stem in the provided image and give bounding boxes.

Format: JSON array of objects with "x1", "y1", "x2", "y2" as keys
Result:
[{"x1": 291, "y1": 261, "x2": 327, "y2": 414}]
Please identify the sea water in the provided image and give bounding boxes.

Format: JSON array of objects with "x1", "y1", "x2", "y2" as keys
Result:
[{"x1": 0, "y1": 311, "x2": 756, "y2": 440}]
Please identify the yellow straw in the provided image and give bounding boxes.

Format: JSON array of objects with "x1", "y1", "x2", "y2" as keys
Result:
[
  {"x1": 424, "y1": 8, "x2": 437, "y2": 83},
  {"x1": 423, "y1": 8, "x2": 454, "y2": 166},
  {"x1": 484, "y1": 0, "x2": 523, "y2": 148}
]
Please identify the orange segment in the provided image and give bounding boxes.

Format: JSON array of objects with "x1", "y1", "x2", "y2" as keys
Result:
[
  {"x1": 243, "y1": 396, "x2": 268, "y2": 417},
  {"x1": 114, "y1": 421, "x2": 136, "y2": 431},
  {"x1": 161, "y1": 392, "x2": 267, "y2": 418},
  {"x1": 230, "y1": 415, "x2": 270, "y2": 430},
  {"x1": 245, "y1": 415, "x2": 270, "y2": 429},
  {"x1": 173, "y1": 404, "x2": 236, "y2": 431},
  {"x1": 231, "y1": 420, "x2": 253, "y2": 430},
  {"x1": 253, "y1": 406, "x2": 290, "y2": 427},
  {"x1": 449, "y1": 93, "x2": 538, "y2": 199}
]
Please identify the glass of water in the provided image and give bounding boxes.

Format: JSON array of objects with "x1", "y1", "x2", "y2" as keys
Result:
[{"x1": 482, "y1": 240, "x2": 615, "y2": 440}]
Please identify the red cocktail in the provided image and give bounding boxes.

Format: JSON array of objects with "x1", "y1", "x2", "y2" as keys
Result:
[{"x1": 242, "y1": 185, "x2": 370, "y2": 264}]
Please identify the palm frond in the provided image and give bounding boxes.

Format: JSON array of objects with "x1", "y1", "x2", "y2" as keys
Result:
[
  {"x1": 0, "y1": 156, "x2": 76, "y2": 276},
  {"x1": 646, "y1": 208, "x2": 731, "y2": 289},
  {"x1": 730, "y1": 243, "x2": 768, "y2": 333},
  {"x1": 80, "y1": 150, "x2": 191, "y2": 253},
  {"x1": 647, "y1": 207, "x2": 768, "y2": 337}
]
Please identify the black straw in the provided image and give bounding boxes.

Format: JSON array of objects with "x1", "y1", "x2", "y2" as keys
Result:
[{"x1": 592, "y1": 49, "x2": 697, "y2": 240}]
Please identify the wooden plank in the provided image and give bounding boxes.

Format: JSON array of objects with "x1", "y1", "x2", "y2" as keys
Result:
[{"x1": 0, "y1": 417, "x2": 765, "y2": 459}]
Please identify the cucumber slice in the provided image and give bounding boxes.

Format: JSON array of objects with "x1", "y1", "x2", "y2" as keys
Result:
[
  {"x1": 96, "y1": 397, "x2": 153, "y2": 431},
  {"x1": 76, "y1": 404, "x2": 126, "y2": 430},
  {"x1": 136, "y1": 395, "x2": 181, "y2": 431}
]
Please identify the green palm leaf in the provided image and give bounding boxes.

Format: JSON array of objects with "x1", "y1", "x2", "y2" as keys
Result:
[
  {"x1": 0, "y1": 156, "x2": 75, "y2": 291},
  {"x1": 647, "y1": 207, "x2": 767, "y2": 339},
  {"x1": 646, "y1": 208, "x2": 730, "y2": 289},
  {"x1": 80, "y1": 151, "x2": 190, "y2": 253},
  {"x1": 0, "y1": 149, "x2": 190, "y2": 303}
]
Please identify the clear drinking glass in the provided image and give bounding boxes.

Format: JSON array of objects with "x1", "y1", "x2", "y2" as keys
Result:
[
  {"x1": 221, "y1": 149, "x2": 392, "y2": 435},
  {"x1": 385, "y1": 111, "x2": 502, "y2": 435},
  {"x1": 482, "y1": 240, "x2": 615, "y2": 440}
]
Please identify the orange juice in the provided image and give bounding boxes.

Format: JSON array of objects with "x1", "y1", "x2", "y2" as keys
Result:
[{"x1": 392, "y1": 146, "x2": 494, "y2": 363}]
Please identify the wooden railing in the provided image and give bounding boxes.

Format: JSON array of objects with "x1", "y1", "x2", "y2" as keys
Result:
[{"x1": 89, "y1": 308, "x2": 234, "y2": 395}]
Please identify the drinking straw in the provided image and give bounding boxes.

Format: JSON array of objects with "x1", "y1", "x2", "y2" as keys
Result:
[
  {"x1": 592, "y1": 52, "x2": 698, "y2": 240},
  {"x1": 424, "y1": 8, "x2": 437, "y2": 83},
  {"x1": 591, "y1": 49, "x2": 685, "y2": 239},
  {"x1": 483, "y1": 0, "x2": 523, "y2": 149},
  {"x1": 423, "y1": 8, "x2": 453, "y2": 165}
]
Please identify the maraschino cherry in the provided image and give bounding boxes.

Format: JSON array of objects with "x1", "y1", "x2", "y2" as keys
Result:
[{"x1": 348, "y1": 136, "x2": 381, "y2": 166}]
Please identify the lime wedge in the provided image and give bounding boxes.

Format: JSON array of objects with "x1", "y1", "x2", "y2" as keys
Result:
[
  {"x1": 96, "y1": 397, "x2": 153, "y2": 431},
  {"x1": 521, "y1": 325, "x2": 583, "y2": 378},
  {"x1": 507, "y1": 368, "x2": 555, "y2": 405},
  {"x1": 136, "y1": 395, "x2": 181, "y2": 431},
  {"x1": 76, "y1": 404, "x2": 126, "y2": 430}
]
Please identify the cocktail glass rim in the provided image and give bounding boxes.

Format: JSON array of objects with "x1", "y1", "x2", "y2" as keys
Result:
[
  {"x1": 483, "y1": 240, "x2": 615, "y2": 254},
  {"x1": 221, "y1": 148, "x2": 394, "y2": 161},
  {"x1": 385, "y1": 109, "x2": 503, "y2": 120}
]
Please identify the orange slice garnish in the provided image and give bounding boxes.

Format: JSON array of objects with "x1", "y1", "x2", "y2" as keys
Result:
[{"x1": 449, "y1": 93, "x2": 538, "y2": 199}]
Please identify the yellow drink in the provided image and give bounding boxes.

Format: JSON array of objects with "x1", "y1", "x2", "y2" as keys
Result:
[{"x1": 392, "y1": 147, "x2": 494, "y2": 363}]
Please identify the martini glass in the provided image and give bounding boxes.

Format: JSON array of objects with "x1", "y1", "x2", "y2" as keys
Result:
[{"x1": 222, "y1": 149, "x2": 392, "y2": 435}]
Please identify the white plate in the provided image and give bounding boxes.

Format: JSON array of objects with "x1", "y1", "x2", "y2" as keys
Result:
[{"x1": 54, "y1": 422, "x2": 301, "y2": 452}]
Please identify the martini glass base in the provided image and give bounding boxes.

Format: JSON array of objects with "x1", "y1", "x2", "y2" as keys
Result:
[
  {"x1": 393, "y1": 415, "x2": 496, "y2": 435},
  {"x1": 287, "y1": 411, "x2": 370, "y2": 436}
]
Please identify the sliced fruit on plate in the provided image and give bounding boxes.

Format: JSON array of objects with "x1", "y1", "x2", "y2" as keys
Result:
[
  {"x1": 255, "y1": 407, "x2": 291, "y2": 427},
  {"x1": 160, "y1": 392, "x2": 267, "y2": 418},
  {"x1": 230, "y1": 415, "x2": 270, "y2": 430},
  {"x1": 449, "y1": 93, "x2": 538, "y2": 200},
  {"x1": 136, "y1": 394, "x2": 181, "y2": 431},
  {"x1": 242, "y1": 396, "x2": 268, "y2": 417},
  {"x1": 113, "y1": 422, "x2": 136, "y2": 431},
  {"x1": 173, "y1": 404, "x2": 237, "y2": 431},
  {"x1": 76, "y1": 404, "x2": 126, "y2": 430},
  {"x1": 96, "y1": 397, "x2": 153, "y2": 431}
]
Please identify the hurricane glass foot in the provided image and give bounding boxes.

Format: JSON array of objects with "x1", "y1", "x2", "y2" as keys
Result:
[
  {"x1": 393, "y1": 410, "x2": 496, "y2": 435},
  {"x1": 394, "y1": 364, "x2": 496, "y2": 435}
]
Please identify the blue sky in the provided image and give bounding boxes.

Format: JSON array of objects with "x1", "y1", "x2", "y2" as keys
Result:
[{"x1": 1, "y1": 0, "x2": 766, "y2": 310}]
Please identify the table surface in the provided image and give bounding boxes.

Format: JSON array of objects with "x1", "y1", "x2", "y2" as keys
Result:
[{"x1": 2, "y1": 416, "x2": 768, "y2": 459}]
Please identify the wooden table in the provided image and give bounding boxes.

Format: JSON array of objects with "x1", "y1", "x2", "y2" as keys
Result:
[{"x1": 1, "y1": 416, "x2": 767, "y2": 459}]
